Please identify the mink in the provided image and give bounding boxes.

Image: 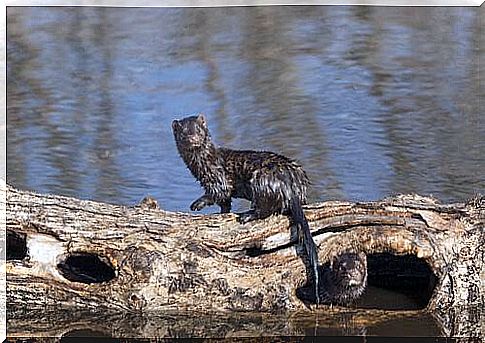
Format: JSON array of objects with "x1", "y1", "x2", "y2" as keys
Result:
[
  {"x1": 319, "y1": 252, "x2": 368, "y2": 305},
  {"x1": 172, "y1": 114, "x2": 320, "y2": 304}
]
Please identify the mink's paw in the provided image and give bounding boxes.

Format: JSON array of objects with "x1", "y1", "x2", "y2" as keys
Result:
[
  {"x1": 190, "y1": 199, "x2": 207, "y2": 211},
  {"x1": 238, "y1": 211, "x2": 259, "y2": 223}
]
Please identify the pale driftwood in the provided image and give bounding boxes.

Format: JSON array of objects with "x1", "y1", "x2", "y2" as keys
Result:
[{"x1": 4, "y1": 183, "x2": 484, "y2": 338}]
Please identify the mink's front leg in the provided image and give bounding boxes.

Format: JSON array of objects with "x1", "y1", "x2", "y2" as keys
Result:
[{"x1": 218, "y1": 199, "x2": 232, "y2": 214}]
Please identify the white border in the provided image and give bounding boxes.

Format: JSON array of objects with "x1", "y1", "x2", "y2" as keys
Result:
[
  {"x1": 1, "y1": 0, "x2": 482, "y2": 341},
  {"x1": 4, "y1": 0, "x2": 485, "y2": 6},
  {"x1": 1, "y1": 0, "x2": 6, "y2": 341}
]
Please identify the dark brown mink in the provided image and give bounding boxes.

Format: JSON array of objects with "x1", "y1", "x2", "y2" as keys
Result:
[
  {"x1": 172, "y1": 114, "x2": 320, "y2": 304},
  {"x1": 319, "y1": 252, "x2": 367, "y2": 305}
]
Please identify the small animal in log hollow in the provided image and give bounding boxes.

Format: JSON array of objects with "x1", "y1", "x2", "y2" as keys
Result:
[
  {"x1": 172, "y1": 114, "x2": 321, "y2": 304},
  {"x1": 319, "y1": 252, "x2": 368, "y2": 305}
]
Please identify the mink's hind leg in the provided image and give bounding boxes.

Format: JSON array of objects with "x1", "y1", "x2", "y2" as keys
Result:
[
  {"x1": 238, "y1": 198, "x2": 280, "y2": 223},
  {"x1": 190, "y1": 194, "x2": 215, "y2": 211},
  {"x1": 238, "y1": 210, "x2": 258, "y2": 223}
]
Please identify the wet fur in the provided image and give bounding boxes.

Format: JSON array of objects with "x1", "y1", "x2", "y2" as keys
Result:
[
  {"x1": 172, "y1": 114, "x2": 320, "y2": 304},
  {"x1": 319, "y1": 252, "x2": 368, "y2": 305}
]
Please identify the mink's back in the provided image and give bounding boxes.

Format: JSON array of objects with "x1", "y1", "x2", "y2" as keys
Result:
[{"x1": 218, "y1": 147, "x2": 309, "y2": 207}]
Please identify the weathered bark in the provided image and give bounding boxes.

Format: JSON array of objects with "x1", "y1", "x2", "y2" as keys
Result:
[{"x1": 4, "y1": 182, "x2": 484, "y2": 338}]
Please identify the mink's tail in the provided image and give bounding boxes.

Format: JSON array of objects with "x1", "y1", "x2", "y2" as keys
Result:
[{"x1": 289, "y1": 197, "x2": 320, "y2": 305}]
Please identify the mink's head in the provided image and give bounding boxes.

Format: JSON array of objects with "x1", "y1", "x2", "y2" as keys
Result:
[
  {"x1": 172, "y1": 114, "x2": 210, "y2": 149},
  {"x1": 331, "y1": 252, "x2": 367, "y2": 292}
]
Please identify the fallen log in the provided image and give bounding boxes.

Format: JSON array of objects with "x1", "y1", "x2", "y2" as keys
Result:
[{"x1": 4, "y1": 183, "x2": 484, "y2": 337}]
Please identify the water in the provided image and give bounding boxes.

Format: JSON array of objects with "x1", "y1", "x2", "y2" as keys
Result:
[{"x1": 6, "y1": 6, "x2": 484, "y2": 338}]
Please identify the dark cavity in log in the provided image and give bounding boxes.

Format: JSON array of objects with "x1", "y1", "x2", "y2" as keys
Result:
[
  {"x1": 7, "y1": 230, "x2": 27, "y2": 260},
  {"x1": 57, "y1": 252, "x2": 116, "y2": 284},
  {"x1": 363, "y1": 253, "x2": 437, "y2": 309}
]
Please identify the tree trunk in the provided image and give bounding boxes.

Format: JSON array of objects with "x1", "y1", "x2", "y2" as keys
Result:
[{"x1": 4, "y1": 182, "x2": 484, "y2": 338}]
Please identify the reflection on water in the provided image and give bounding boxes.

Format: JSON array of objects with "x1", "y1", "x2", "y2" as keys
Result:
[
  {"x1": 7, "y1": 7, "x2": 484, "y2": 210},
  {"x1": 8, "y1": 307, "x2": 442, "y2": 339},
  {"x1": 6, "y1": 6, "x2": 484, "y2": 338}
]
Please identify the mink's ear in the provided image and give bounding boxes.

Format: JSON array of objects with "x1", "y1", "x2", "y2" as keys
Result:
[
  {"x1": 196, "y1": 114, "x2": 207, "y2": 127},
  {"x1": 172, "y1": 120, "x2": 180, "y2": 131}
]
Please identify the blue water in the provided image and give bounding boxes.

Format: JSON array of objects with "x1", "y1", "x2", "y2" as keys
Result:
[{"x1": 7, "y1": 7, "x2": 483, "y2": 212}]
